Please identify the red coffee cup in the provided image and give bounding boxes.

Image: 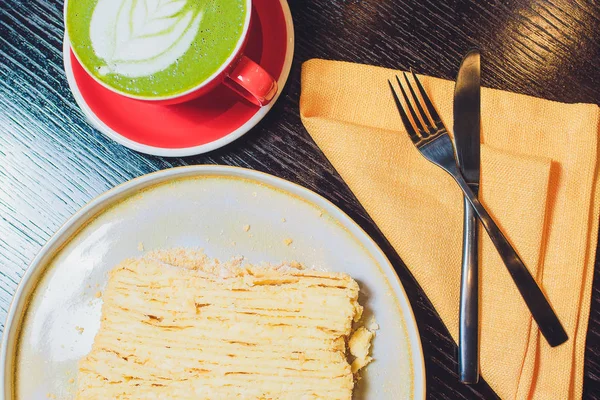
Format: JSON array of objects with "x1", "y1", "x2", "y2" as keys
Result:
[{"x1": 64, "y1": 0, "x2": 277, "y2": 107}]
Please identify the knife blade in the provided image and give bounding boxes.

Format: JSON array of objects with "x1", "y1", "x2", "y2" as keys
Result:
[
  {"x1": 453, "y1": 49, "x2": 481, "y2": 384},
  {"x1": 454, "y1": 50, "x2": 481, "y2": 186}
]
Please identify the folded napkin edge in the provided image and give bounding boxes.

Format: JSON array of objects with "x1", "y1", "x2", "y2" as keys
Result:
[{"x1": 302, "y1": 58, "x2": 600, "y2": 111}]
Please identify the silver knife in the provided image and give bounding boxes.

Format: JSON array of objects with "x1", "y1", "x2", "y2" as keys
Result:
[{"x1": 453, "y1": 49, "x2": 481, "y2": 384}]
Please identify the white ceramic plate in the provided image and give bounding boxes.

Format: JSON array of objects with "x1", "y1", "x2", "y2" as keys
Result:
[{"x1": 1, "y1": 166, "x2": 425, "y2": 399}]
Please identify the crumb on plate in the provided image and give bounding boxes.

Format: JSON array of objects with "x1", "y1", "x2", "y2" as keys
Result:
[
  {"x1": 349, "y1": 327, "x2": 374, "y2": 374},
  {"x1": 367, "y1": 317, "x2": 380, "y2": 331}
]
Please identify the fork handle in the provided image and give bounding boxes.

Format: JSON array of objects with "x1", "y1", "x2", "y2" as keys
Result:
[
  {"x1": 453, "y1": 173, "x2": 568, "y2": 347},
  {"x1": 458, "y1": 195, "x2": 479, "y2": 384}
]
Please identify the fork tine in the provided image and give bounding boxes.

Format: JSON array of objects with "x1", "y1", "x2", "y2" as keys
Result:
[
  {"x1": 410, "y1": 69, "x2": 443, "y2": 129},
  {"x1": 388, "y1": 79, "x2": 420, "y2": 144},
  {"x1": 395, "y1": 76, "x2": 428, "y2": 137},
  {"x1": 403, "y1": 72, "x2": 434, "y2": 133}
]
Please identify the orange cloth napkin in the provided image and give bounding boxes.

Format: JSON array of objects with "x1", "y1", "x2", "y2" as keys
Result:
[{"x1": 299, "y1": 59, "x2": 600, "y2": 399}]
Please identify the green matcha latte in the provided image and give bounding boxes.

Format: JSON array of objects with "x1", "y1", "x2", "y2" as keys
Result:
[{"x1": 66, "y1": 0, "x2": 247, "y2": 98}]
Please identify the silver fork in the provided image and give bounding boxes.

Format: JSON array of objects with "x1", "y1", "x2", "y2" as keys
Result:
[{"x1": 388, "y1": 71, "x2": 568, "y2": 347}]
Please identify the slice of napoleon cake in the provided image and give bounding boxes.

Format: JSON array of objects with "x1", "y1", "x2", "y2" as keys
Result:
[{"x1": 75, "y1": 249, "x2": 374, "y2": 399}]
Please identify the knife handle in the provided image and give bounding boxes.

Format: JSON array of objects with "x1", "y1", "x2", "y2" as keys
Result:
[
  {"x1": 452, "y1": 172, "x2": 568, "y2": 347},
  {"x1": 458, "y1": 195, "x2": 479, "y2": 384}
]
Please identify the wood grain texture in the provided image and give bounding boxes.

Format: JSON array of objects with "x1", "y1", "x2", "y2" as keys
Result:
[{"x1": 1, "y1": 0, "x2": 599, "y2": 398}]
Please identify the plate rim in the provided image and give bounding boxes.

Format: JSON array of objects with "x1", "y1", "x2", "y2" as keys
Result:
[
  {"x1": 0, "y1": 165, "x2": 426, "y2": 399},
  {"x1": 62, "y1": 0, "x2": 295, "y2": 157}
]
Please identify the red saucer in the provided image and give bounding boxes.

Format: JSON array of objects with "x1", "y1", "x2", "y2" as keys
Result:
[{"x1": 64, "y1": 0, "x2": 293, "y2": 156}]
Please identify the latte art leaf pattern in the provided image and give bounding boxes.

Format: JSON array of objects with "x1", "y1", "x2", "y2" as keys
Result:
[{"x1": 90, "y1": 0, "x2": 205, "y2": 78}]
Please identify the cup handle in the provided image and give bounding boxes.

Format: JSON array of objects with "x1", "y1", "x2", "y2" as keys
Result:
[{"x1": 224, "y1": 55, "x2": 278, "y2": 106}]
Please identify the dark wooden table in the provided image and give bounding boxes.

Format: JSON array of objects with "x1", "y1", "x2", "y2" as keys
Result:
[{"x1": 1, "y1": 0, "x2": 599, "y2": 398}]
